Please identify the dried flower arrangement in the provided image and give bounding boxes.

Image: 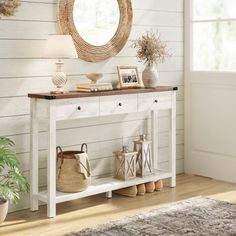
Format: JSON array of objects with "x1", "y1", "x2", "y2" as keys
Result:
[
  {"x1": 0, "y1": 0, "x2": 20, "y2": 17},
  {"x1": 131, "y1": 30, "x2": 171, "y2": 66}
]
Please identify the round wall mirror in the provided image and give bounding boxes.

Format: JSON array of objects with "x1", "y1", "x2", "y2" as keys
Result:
[
  {"x1": 73, "y1": 0, "x2": 120, "y2": 47},
  {"x1": 58, "y1": 0, "x2": 133, "y2": 62}
]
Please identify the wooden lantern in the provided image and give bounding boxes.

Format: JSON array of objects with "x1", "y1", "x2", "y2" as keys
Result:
[
  {"x1": 133, "y1": 135, "x2": 153, "y2": 177},
  {"x1": 115, "y1": 146, "x2": 137, "y2": 181}
]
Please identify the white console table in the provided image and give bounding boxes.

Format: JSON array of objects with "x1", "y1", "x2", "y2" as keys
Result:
[{"x1": 28, "y1": 86, "x2": 177, "y2": 218}]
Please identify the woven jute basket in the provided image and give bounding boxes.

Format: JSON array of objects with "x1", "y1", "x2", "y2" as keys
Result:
[{"x1": 56, "y1": 144, "x2": 91, "y2": 193}]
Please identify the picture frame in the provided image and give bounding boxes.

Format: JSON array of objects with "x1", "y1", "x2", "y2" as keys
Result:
[{"x1": 117, "y1": 66, "x2": 142, "y2": 88}]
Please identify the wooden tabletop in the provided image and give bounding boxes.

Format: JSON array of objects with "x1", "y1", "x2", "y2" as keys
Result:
[{"x1": 28, "y1": 86, "x2": 178, "y2": 100}]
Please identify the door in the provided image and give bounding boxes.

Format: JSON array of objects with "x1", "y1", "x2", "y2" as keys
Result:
[{"x1": 185, "y1": 0, "x2": 236, "y2": 182}]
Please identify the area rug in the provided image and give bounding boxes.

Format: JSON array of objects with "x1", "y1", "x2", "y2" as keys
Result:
[{"x1": 64, "y1": 197, "x2": 236, "y2": 236}]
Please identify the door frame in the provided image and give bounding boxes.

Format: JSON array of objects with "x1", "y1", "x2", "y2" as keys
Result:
[
  {"x1": 184, "y1": 0, "x2": 236, "y2": 182},
  {"x1": 184, "y1": 0, "x2": 193, "y2": 173}
]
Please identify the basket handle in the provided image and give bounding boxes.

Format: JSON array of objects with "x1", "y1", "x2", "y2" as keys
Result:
[
  {"x1": 81, "y1": 143, "x2": 88, "y2": 153},
  {"x1": 56, "y1": 146, "x2": 64, "y2": 178},
  {"x1": 56, "y1": 146, "x2": 63, "y2": 158}
]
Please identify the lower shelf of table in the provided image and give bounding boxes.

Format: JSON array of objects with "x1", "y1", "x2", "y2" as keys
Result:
[{"x1": 37, "y1": 169, "x2": 172, "y2": 204}]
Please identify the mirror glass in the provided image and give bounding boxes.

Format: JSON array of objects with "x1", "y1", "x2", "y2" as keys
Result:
[{"x1": 73, "y1": 0, "x2": 120, "y2": 46}]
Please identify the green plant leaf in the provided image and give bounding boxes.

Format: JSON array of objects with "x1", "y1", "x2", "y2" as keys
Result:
[{"x1": 0, "y1": 136, "x2": 29, "y2": 204}]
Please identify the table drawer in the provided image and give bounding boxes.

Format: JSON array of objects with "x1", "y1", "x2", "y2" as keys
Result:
[
  {"x1": 100, "y1": 94, "x2": 138, "y2": 115},
  {"x1": 138, "y1": 92, "x2": 172, "y2": 112},
  {"x1": 55, "y1": 97, "x2": 99, "y2": 120}
]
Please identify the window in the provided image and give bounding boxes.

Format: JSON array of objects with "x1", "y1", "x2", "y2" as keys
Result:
[{"x1": 193, "y1": 0, "x2": 236, "y2": 71}]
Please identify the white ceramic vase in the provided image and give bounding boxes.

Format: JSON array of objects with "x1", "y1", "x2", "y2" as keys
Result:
[
  {"x1": 0, "y1": 198, "x2": 8, "y2": 224},
  {"x1": 142, "y1": 64, "x2": 159, "y2": 88}
]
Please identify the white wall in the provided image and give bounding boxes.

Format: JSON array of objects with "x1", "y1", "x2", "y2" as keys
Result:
[{"x1": 0, "y1": 0, "x2": 184, "y2": 212}]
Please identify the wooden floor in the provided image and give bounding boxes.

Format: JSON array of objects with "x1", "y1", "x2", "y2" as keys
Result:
[{"x1": 1, "y1": 174, "x2": 236, "y2": 236}]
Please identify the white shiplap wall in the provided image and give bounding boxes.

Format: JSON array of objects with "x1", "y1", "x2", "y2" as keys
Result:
[{"x1": 0, "y1": 0, "x2": 184, "y2": 212}]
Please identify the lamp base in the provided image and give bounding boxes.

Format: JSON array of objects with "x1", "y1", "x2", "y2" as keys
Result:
[
  {"x1": 51, "y1": 60, "x2": 67, "y2": 93},
  {"x1": 50, "y1": 88, "x2": 64, "y2": 94}
]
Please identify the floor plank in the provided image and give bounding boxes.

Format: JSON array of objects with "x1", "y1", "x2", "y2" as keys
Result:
[{"x1": 1, "y1": 174, "x2": 236, "y2": 236}]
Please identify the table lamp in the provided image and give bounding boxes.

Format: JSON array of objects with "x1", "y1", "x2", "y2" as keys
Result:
[{"x1": 44, "y1": 34, "x2": 78, "y2": 93}]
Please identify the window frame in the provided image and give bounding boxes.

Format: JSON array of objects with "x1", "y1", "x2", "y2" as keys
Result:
[{"x1": 190, "y1": 0, "x2": 236, "y2": 72}]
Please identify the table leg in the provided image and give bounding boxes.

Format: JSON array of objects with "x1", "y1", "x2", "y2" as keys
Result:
[
  {"x1": 151, "y1": 110, "x2": 158, "y2": 171},
  {"x1": 30, "y1": 99, "x2": 39, "y2": 211},
  {"x1": 169, "y1": 92, "x2": 176, "y2": 187},
  {"x1": 106, "y1": 191, "x2": 112, "y2": 199},
  {"x1": 47, "y1": 104, "x2": 57, "y2": 218}
]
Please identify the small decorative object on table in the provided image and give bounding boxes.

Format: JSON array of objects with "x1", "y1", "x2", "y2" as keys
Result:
[
  {"x1": 44, "y1": 34, "x2": 78, "y2": 94},
  {"x1": 133, "y1": 134, "x2": 153, "y2": 177},
  {"x1": 86, "y1": 73, "x2": 103, "y2": 84},
  {"x1": 114, "y1": 146, "x2": 137, "y2": 181},
  {"x1": 76, "y1": 73, "x2": 113, "y2": 92},
  {"x1": 131, "y1": 30, "x2": 171, "y2": 88},
  {"x1": 117, "y1": 66, "x2": 142, "y2": 88},
  {"x1": 56, "y1": 143, "x2": 91, "y2": 193}
]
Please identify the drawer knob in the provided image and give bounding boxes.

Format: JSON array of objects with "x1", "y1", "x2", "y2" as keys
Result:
[
  {"x1": 77, "y1": 106, "x2": 81, "y2": 110},
  {"x1": 154, "y1": 100, "x2": 158, "y2": 103},
  {"x1": 118, "y1": 102, "x2": 122, "y2": 107}
]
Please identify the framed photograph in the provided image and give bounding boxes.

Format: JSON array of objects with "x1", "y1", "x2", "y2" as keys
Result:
[{"x1": 117, "y1": 66, "x2": 142, "y2": 88}]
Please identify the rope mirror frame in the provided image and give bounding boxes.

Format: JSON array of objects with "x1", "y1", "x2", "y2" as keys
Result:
[{"x1": 57, "y1": 0, "x2": 133, "y2": 62}]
